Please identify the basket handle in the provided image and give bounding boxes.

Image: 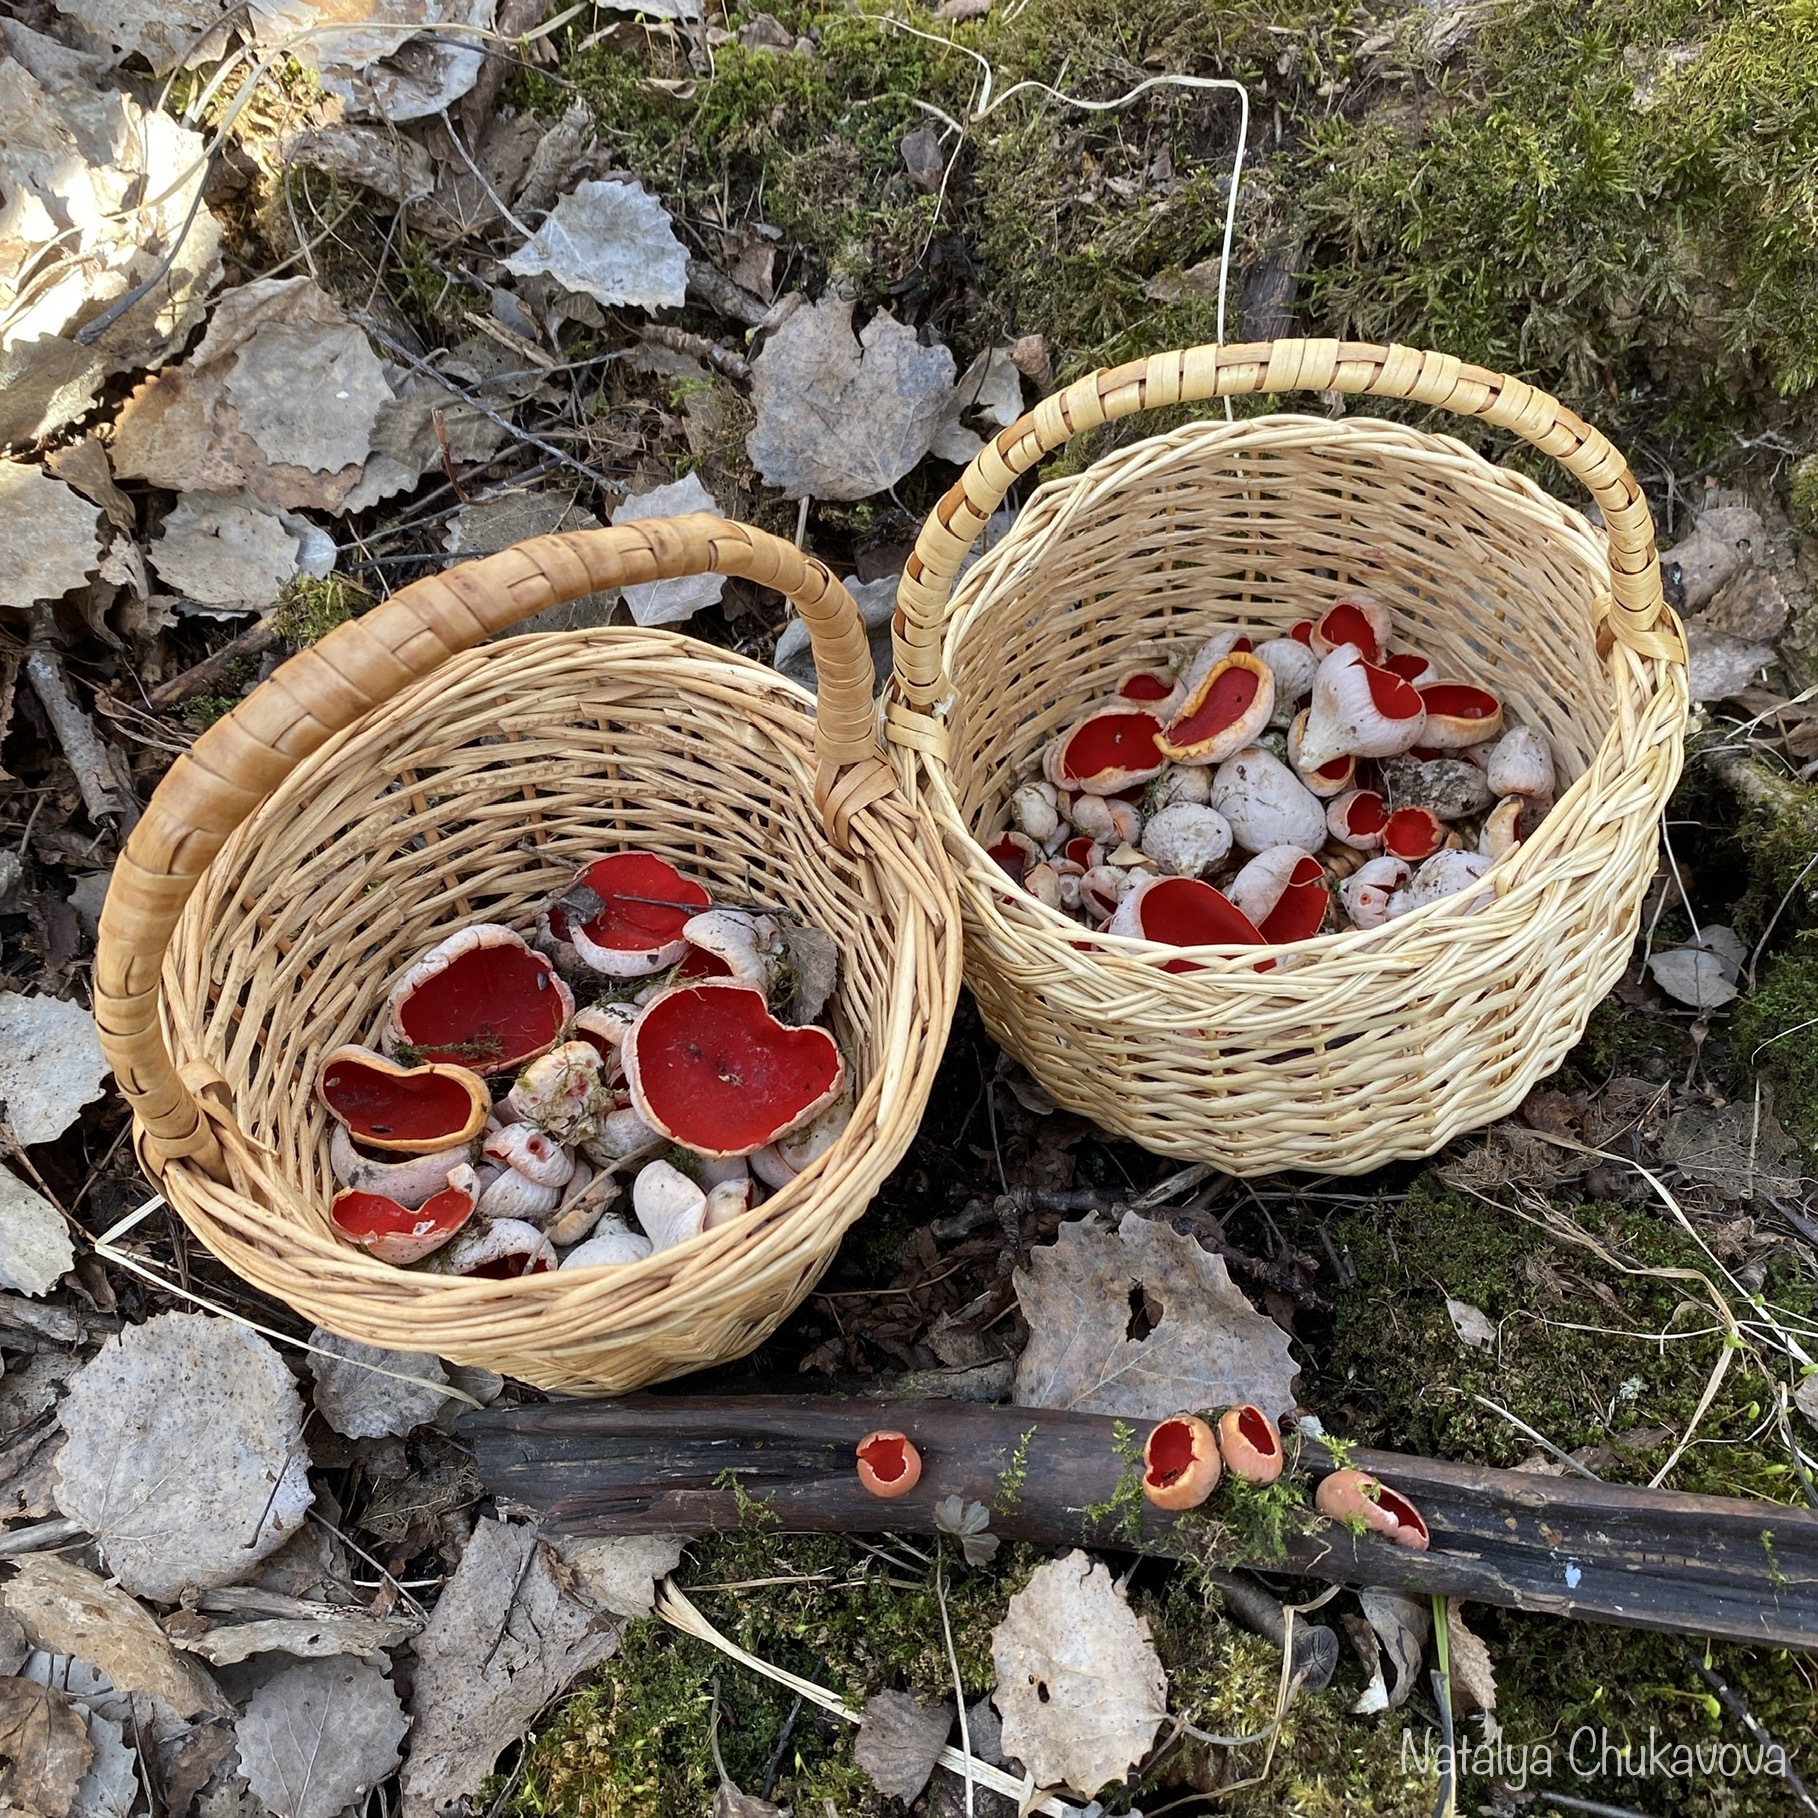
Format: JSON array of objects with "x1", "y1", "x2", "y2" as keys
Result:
[
  {"x1": 96, "y1": 514, "x2": 889, "y2": 1181},
  {"x1": 890, "y1": 337, "x2": 1685, "y2": 730}
]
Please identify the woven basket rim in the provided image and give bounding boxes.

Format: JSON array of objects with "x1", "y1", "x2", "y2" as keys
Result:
[{"x1": 918, "y1": 410, "x2": 1683, "y2": 971}]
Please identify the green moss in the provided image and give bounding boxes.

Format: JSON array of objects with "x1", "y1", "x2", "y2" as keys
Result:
[
  {"x1": 270, "y1": 574, "x2": 363, "y2": 646},
  {"x1": 1733, "y1": 948, "x2": 1818, "y2": 1140},
  {"x1": 1309, "y1": 1178, "x2": 1813, "y2": 1503},
  {"x1": 1297, "y1": 0, "x2": 1818, "y2": 431}
]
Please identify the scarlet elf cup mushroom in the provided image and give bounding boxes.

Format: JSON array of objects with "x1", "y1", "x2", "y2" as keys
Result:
[{"x1": 989, "y1": 602, "x2": 1562, "y2": 952}]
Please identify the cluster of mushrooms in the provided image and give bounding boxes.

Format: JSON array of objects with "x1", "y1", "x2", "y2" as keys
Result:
[
  {"x1": 316, "y1": 852, "x2": 847, "y2": 1278},
  {"x1": 851, "y1": 1406, "x2": 1430, "y2": 1549},
  {"x1": 989, "y1": 597, "x2": 1559, "y2": 950}
]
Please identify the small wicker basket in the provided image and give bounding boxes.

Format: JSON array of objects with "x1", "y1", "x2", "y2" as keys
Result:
[
  {"x1": 96, "y1": 517, "x2": 959, "y2": 1393},
  {"x1": 887, "y1": 339, "x2": 1688, "y2": 1175}
]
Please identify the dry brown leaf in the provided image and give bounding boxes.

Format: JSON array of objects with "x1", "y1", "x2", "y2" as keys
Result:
[
  {"x1": 158, "y1": 1721, "x2": 235, "y2": 1818},
  {"x1": 555, "y1": 1535, "x2": 686, "y2": 1619},
  {"x1": 401, "y1": 1519, "x2": 620, "y2": 1817},
  {"x1": 250, "y1": 0, "x2": 496, "y2": 121},
  {"x1": 990, "y1": 1550, "x2": 1166, "y2": 1797},
  {"x1": 854, "y1": 1690, "x2": 951, "y2": 1804},
  {"x1": 504, "y1": 181, "x2": 688, "y2": 311},
  {"x1": 169, "y1": 1608, "x2": 420, "y2": 1667},
  {"x1": 54, "y1": 1312, "x2": 314, "y2": 1601},
  {"x1": 3, "y1": 1558, "x2": 226, "y2": 1718},
  {"x1": 0, "y1": 465, "x2": 101, "y2": 609},
  {"x1": 282, "y1": 124, "x2": 436, "y2": 205},
  {"x1": 1444, "y1": 1600, "x2": 1496, "y2": 1717},
  {"x1": 1013, "y1": 1212, "x2": 1299, "y2": 1421},
  {"x1": 66, "y1": 1711, "x2": 135, "y2": 1818},
  {"x1": 0, "y1": 1677, "x2": 93, "y2": 1818},
  {"x1": 306, "y1": 1329, "x2": 449, "y2": 1439},
  {"x1": 149, "y1": 491, "x2": 307, "y2": 612},
  {"x1": 746, "y1": 295, "x2": 959, "y2": 500},
  {"x1": 0, "y1": 1169, "x2": 74, "y2": 1298},
  {"x1": 0, "y1": 994, "x2": 111, "y2": 1147},
  {"x1": 237, "y1": 1656, "x2": 407, "y2": 1818},
  {"x1": 1347, "y1": 1589, "x2": 1429, "y2": 1715},
  {"x1": 0, "y1": 24, "x2": 221, "y2": 444},
  {"x1": 1444, "y1": 1298, "x2": 1497, "y2": 1351},
  {"x1": 609, "y1": 473, "x2": 725, "y2": 625}
]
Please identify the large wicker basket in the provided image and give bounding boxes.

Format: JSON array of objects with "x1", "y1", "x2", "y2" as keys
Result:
[
  {"x1": 96, "y1": 517, "x2": 959, "y2": 1392},
  {"x1": 887, "y1": 339, "x2": 1687, "y2": 1175}
]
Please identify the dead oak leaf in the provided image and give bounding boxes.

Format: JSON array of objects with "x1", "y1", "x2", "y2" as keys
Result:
[
  {"x1": 1013, "y1": 1213, "x2": 1299, "y2": 1422},
  {"x1": 237, "y1": 1656, "x2": 407, "y2": 1818},
  {"x1": 0, "y1": 1677, "x2": 92, "y2": 1818},
  {"x1": 746, "y1": 295, "x2": 958, "y2": 500},
  {"x1": 53, "y1": 1312, "x2": 313, "y2": 1601},
  {"x1": 400, "y1": 1518, "x2": 620, "y2": 1818},
  {"x1": 990, "y1": 1550, "x2": 1165, "y2": 1797}
]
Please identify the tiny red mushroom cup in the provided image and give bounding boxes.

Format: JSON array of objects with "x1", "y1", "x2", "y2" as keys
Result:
[
  {"x1": 1216, "y1": 1404, "x2": 1285, "y2": 1485},
  {"x1": 1315, "y1": 1467, "x2": 1430, "y2": 1550},
  {"x1": 556, "y1": 852, "x2": 713, "y2": 977},
  {"x1": 1226, "y1": 847, "x2": 1328, "y2": 945},
  {"x1": 1326, "y1": 788, "x2": 1389, "y2": 852},
  {"x1": 1309, "y1": 596, "x2": 1391, "y2": 663},
  {"x1": 1380, "y1": 805, "x2": 1446, "y2": 863},
  {"x1": 1042, "y1": 704, "x2": 1168, "y2": 795},
  {"x1": 385, "y1": 924, "x2": 573, "y2": 1075},
  {"x1": 1157, "y1": 652, "x2": 1275, "y2": 767},
  {"x1": 1415, "y1": 682, "x2": 1504, "y2": 752},
  {"x1": 1142, "y1": 1413, "x2": 1222, "y2": 1510},
  {"x1": 317, "y1": 1046, "x2": 489, "y2": 1153},
  {"x1": 331, "y1": 1178, "x2": 476, "y2": 1266},
  {"x1": 622, "y1": 980, "x2": 846, "y2": 1159},
  {"x1": 856, "y1": 1429, "x2": 922, "y2": 1498}
]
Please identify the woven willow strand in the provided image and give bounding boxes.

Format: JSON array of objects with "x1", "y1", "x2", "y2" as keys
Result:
[
  {"x1": 94, "y1": 518, "x2": 961, "y2": 1391},
  {"x1": 885, "y1": 340, "x2": 1688, "y2": 1174}
]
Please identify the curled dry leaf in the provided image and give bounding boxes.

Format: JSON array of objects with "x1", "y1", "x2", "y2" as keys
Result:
[
  {"x1": 54, "y1": 1312, "x2": 314, "y2": 1601},
  {"x1": 1444, "y1": 1298, "x2": 1497, "y2": 1351},
  {"x1": 0, "y1": 23, "x2": 222, "y2": 445},
  {"x1": 554, "y1": 1534, "x2": 686, "y2": 1619},
  {"x1": 67, "y1": 1710, "x2": 135, "y2": 1818},
  {"x1": 1444, "y1": 1599, "x2": 1497, "y2": 1717},
  {"x1": 505, "y1": 180, "x2": 689, "y2": 311},
  {"x1": 608, "y1": 472, "x2": 726, "y2": 626},
  {"x1": 174, "y1": 1608, "x2": 421, "y2": 1667},
  {"x1": 250, "y1": 0, "x2": 497, "y2": 122},
  {"x1": 236, "y1": 1657, "x2": 407, "y2": 1818},
  {"x1": 0, "y1": 1171, "x2": 75, "y2": 1298},
  {"x1": 854, "y1": 1690, "x2": 953, "y2": 1804},
  {"x1": 2, "y1": 1557, "x2": 227, "y2": 1718},
  {"x1": 1013, "y1": 1212, "x2": 1299, "y2": 1422},
  {"x1": 306, "y1": 1328, "x2": 450, "y2": 1439},
  {"x1": 401, "y1": 1519, "x2": 620, "y2": 1818},
  {"x1": 990, "y1": 1550, "x2": 1167, "y2": 1797},
  {"x1": 0, "y1": 1677, "x2": 92, "y2": 1818},
  {"x1": 931, "y1": 1493, "x2": 999, "y2": 1565},
  {"x1": 149, "y1": 491, "x2": 313, "y2": 612},
  {"x1": 1346, "y1": 1588, "x2": 1429, "y2": 1716},
  {"x1": 746, "y1": 295, "x2": 960, "y2": 500},
  {"x1": 0, "y1": 465, "x2": 101, "y2": 610},
  {"x1": 282, "y1": 123, "x2": 437, "y2": 206},
  {"x1": 0, "y1": 994, "x2": 112, "y2": 1146}
]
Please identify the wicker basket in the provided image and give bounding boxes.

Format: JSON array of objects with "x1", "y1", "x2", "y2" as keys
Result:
[
  {"x1": 96, "y1": 517, "x2": 959, "y2": 1392},
  {"x1": 887, "y1": 339, "x2": 1688, "y2": 1174}
]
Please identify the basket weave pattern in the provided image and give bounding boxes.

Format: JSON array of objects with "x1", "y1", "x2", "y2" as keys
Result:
[
  {"x1": 887, "y1": 340, "x2": 1687, "y2": 1174},
  {"x1": 97, "y1": 518, "x2": 959, "y2": 1392}
]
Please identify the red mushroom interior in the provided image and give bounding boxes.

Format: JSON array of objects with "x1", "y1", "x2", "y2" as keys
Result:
[
  {"x1": 1363, "y1": 660, "x2": 1424, "y2": 721},
  {"x1": 1419, "y1": 683, "x2": 1500, "y2": 724},
  {"x1": 675, "y1": 943, "x2": 735, "y2": 980},
  {"x1": 1383, "y1": 807, "x2": 1444, "y2": 860},
  {"x1": 1054, "y1": 710, "x2": 1163, "y2": 786},
  {"x1": 462, "y1": 1247, "x2": 555, "y2": 1279},
  {"x1": 1166, "y1": 663, "x2": 1261, "y2": 750},
  {"x1": 858, "y1": 1432, "x2": 912, "y2": 1483},
  {"x1": 1065, "y1": 836, "x2": 1098, "y2": 868},
  {"x1": 988, "y1": 835, "x2": 1031, "y2": 883},
  {"x1": 1318, "y1": 601, "x2": 1382, "y2": 661},
  {"x1": 1145, "y1": 1418, "x2": 1197, "y2": 1488},
  {"x1": 1316, "y1": 753, "x2": 1354, "y2": 783},
  {"x1": 1339, "y1": 791, "x2": 1388, "y2": 837},
  {"x1": 394, "y1": 942, "x2": 566, "y2": 1071},
  {"x1": 1138, "y1": 878, "x2": 1266, "y2": 948},
  {"x1": 1289, "y1": 620, "x2": 1314, "y2": 646},
  {"x1": 332, "y1": 1182, "x2": 473, "y2": 1265},
  {"x1": 1381, "y1": 653, "x2": 1431, "y2": 683},
  {"x1": 319, "y1": 1054, "x2": 484, "y2": 1148},
  {"x1": 1119, "y1": 670, "x2": 1175, "y2": 701},
  {"x1": 1233, "y1": 1405, "x2": 1280, "y2": 1459},
  {"x1": 571, "y1": 852, "x2": 712, "y2": 961},
  {"x1": 628, "y1": 984, "x2": 842, "y2": 1154},
  {"x1": 1375, "y1": 1483, "x2": 1427, "y2": 1538},
  {"x1": 1257, "y1": 855, "x2": 1328, "y2": 944}
]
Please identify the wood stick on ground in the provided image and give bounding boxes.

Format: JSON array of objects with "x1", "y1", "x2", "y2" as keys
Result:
[
  {"x1": 24, "y1": 648, "x2": 129, "y2": 824},
  {"x1": 146, "y1": 617, "x2": 281, "y2": 711},
  {"x1": 464, "y1": 1395, "x2": 1818, "y2": 1652}
]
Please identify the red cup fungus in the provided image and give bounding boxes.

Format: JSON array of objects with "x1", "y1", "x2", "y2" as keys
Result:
[
  {"x1": 1216, "y1": 1404, "x2": 1285, "y2": 1485},
  {"x1": 1381, "y1": 805, "x2": 1446, "y2": 862},
  {"x1": 332, "y1": 1179, "x2": 476, "y2": 1266},
  {"x1": 561, "y1": 852, "x2": 712, "y2": 976},
  {"x1": 1157, "y1": 651, "x2": 1275, "y2": 766},
  {"x1": 386, "y1": 924, "x2": 573, "y2": 1075},
  {"x1": 1142, "y1": 1413, "x2": 1222, "y2": 1509},
  {"x1": 317, "y1": 1045, "x2": 490, "y2": 1152},
  {"x1": 1416, "y1": 682, "x2": 1504, "y2": 751},
  {"x1": 1310, "y1": 596, "x2": 1391, "y2": 662},
  {"x1": 1042, "y1": 705, "x2": 1167, "y2": 795},
  {"x1": 1315, "y1": 1467, "x2": 1429, "y2": 1549},
  {"x1": 856, "y1": 1429, "x2": 922, "y2": 1498}
]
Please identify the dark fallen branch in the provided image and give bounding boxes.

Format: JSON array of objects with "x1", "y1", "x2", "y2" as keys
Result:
[{"x1": 464, "y1": 1395, "x2": 1818, "y2": 1652}]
